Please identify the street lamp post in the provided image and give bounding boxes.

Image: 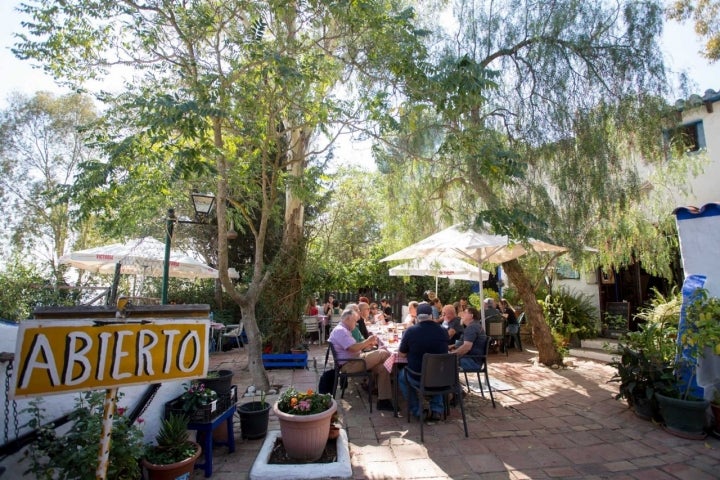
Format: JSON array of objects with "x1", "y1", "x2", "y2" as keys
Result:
[
  {"x1": 161, "y1": 208, "x2": 177, "y2": 305},
  {"x1": 161, "y1": 193, "x2": 217, "y2": 305}
]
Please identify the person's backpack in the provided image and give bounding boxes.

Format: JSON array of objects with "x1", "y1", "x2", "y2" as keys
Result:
[{"x1": 318, "y1": 369, "x2": 336, "y2": 394}]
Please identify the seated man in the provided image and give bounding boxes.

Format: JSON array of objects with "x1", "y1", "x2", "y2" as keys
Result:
[
  {"x1": 398, "y1": 303, "x2": 449, "y2": 422},
  {"x1": 440, "y1": 304, "x2": 463, "y2": 345},
  {"x1": 451, "y1": 306, "x2": 487, "y2": 370},
  {"x1": 328, "y1": 309, "x2": 394, "y2": 411}
]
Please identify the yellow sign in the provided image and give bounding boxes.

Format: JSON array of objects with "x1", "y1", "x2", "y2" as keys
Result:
[{"x1": 11, "y1": 319, "x2": 209, "y2": 399}]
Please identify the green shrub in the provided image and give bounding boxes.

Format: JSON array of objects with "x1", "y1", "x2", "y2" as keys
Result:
[
  {"x1": 541, "y1": 286, "x2": 599, "y2": 342},
  {"x1": 23, "y1": 391, "x2": 145, "y2": 480}
]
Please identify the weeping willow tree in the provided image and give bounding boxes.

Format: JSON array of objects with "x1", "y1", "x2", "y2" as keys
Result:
[{"x1": 371, "y1": 0, "x2": 696, "y2": 365}]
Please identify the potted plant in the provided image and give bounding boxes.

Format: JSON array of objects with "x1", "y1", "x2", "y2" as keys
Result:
[
  {"x1": 609, "y1": 289, "x2": 679, "y2": 421},
  {"x1": 655, "y1": 287, "x2": 720, "y2": 439},
  {"x1": 196, "y1": 369, "x2": 234, "y2": 396},
  {"x1": 142, "y1": 413, "x2": 202, "y2": 480},
  {"x1": 238, "y1": 390, "x2": 271, "y2": 439},
  {"x1": 290, "y1": 343, "x2": 309, "y2": 355},
  {"x1": 273, "y1": 387, "x2": 337, "y2": 461},
  {"x1": 711, "y1": 388, "x2": 720, "y2": 434},
  {"x1": 180, "y1": 381, "x2": 219, "y2": 418}
]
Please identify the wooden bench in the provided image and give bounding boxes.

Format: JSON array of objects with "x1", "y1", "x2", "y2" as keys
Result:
[{"x1": 261, "y1": 353, "x2": 308, "y2": 369}]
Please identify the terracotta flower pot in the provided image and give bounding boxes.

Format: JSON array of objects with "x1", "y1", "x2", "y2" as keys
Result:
[
  {"x1": 273, "y1": 399, "x2": 337, "y2": 461},
  {"x1": 142, "y1": 442, "x2": 202, "y2": 480}
]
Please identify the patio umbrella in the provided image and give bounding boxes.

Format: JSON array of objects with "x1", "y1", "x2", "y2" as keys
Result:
[
  {"x1": 388, "y1": 256, "x2": 490, "y2": 295},
  {"x1": 381, "y1": 224, "x2": 566, "y2": 325},
  {"x1": 60, "y1": 237, "x2": 238, "y2": 279}
]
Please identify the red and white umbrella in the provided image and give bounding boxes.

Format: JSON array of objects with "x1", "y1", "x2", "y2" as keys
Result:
[{"x1": 60, "y1": 237, "x2": 237, "y2": 279}]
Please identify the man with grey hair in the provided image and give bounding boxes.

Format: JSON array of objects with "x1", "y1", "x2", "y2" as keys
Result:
[{"x1": 328, "y1": 308, "x2": 394, "y2": 411}]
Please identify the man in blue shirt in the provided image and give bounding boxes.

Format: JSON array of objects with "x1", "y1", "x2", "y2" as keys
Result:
[{"x1": 398, "y1": 303, "x2": 449, "y2": 422}]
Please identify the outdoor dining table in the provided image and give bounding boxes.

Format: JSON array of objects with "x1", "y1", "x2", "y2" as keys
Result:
[{"x1": 367, "y1": 323, "x2": 406, "y2": 418}]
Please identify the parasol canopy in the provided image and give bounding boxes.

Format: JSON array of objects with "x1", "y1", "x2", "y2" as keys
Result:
[
  {"x1": 60, "y1": 237, "x2": 238, "y2": 279},
  {"x1": 381, "y1": 224, "x2": 566, "y2": 325}
]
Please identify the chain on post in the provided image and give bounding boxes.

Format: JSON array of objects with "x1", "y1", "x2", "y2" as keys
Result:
[{"x1": 3, "y1": 362, "x2": 10, "y2": 444}]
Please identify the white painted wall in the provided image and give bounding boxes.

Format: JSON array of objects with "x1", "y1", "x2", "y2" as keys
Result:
[{"x1": 676, "y1": 93, "x2": 720, "y2": 207}]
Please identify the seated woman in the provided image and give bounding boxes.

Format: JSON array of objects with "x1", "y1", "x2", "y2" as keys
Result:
[
  {"x1": 403, "y1": 301, "x2": 419, "y2": 327},
  {"x1": 305, "y1": 296, "x2": 319, "y2": 316}
]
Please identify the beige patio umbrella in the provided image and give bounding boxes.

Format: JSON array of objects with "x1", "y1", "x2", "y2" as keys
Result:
[
  {"x1": 381, "y1": 224, "x2": 566, "y2": 325},
  {"x1": 388, "y1": 256, "x2": 490, "y2": 295}
]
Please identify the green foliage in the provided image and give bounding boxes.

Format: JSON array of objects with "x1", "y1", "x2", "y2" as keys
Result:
[
  {"x1": 609, "y1": 288, "x2": 680, "y2": 405},
  {"x1": 23, "y1": 392, "x2": 145, "y2": 480},
  {"x1": 144, "y1": 414, "x2": 198, "y2": 466},
  {"x1": 666, "y1": 0, "x2": 720, "y2": 61},
  {"x1": 0, "y1": 258, "x2": 76, "y2": 321},
  {"x1": 540, "y1": 287, "x2": 599, "y2": 342},
  {"x1": 0, "y1": 92, "x2": 99, "y2": 271}
]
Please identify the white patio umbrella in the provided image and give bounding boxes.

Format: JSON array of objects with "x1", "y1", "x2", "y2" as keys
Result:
[
  {"x1": 381, "y1": 224, "x2": 566, "y2": 326},
  {"x1": 388, "y1": 256, "x2": 490, "y2": 295},
  {"x1": 60, "y1": 237, "x2": 238, "y2": 279}
]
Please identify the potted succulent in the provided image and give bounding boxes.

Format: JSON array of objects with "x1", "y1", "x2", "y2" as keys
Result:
[
  {"x1": 655, "y1": 287, "x2": 720, "y2": 439},
  {"x1": 273, "y1": 387, "x2": 336, "y2": 461},
  {"x1": 238, "y1": 390, "x2": 271, "y2": 439},
  {"x1": 142, "y1": 413, "x2": 202, "y2": 480}
]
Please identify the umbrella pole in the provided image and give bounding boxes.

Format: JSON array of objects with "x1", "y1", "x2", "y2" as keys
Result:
[{"x1": 478, "y1": 264, "x2": 486, "y2": 331}]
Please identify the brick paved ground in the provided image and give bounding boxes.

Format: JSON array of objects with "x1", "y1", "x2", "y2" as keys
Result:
[{"x1": 195, "y1": 344, "x2": 720, "y2": 480}]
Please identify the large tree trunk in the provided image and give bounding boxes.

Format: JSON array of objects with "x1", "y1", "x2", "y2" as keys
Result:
[{"x1": 502, "y1": 258, "x2": 563, "y2": 366}]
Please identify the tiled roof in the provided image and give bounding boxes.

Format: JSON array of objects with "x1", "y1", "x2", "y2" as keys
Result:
[
  {"x1": 673, "y1": 203, "x2": 720, "y2": 219},
  {"x1": 675, "y1": 89, "x2": 720, "y2": 110}
]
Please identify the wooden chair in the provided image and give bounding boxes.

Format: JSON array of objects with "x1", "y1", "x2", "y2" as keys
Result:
[{"x1": 404, "y1": 353, "x2": 468, "y2": 442}]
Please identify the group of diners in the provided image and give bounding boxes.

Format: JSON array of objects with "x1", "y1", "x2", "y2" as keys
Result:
[{"x1": 327, "y1": 292, "x2": 518, "y2": 420}]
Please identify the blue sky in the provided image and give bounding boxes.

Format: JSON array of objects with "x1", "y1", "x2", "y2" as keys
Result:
[{"x1": 2, "y1": 2, "x2": 718, "y2": 106}]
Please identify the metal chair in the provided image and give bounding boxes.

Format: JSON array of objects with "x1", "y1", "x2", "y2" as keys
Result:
[
  {"x1": 505, "y1": 312, "x2": 523, "y2": 352},
  {"x1": 221, "y1": 322, "x2": 244, "y2": 350},
  {"x1": 459, "y1": 335, "x2": 496, "y2": 408},
  {"x1": 327, "y1": 341, "x2": 373, "y2": 412},
  {"x1": 404, "y1": 353, "x2": 468, "y2": 442},
  {"x1": 302, "y1": 315, "x2": 321, "y2": 345}
]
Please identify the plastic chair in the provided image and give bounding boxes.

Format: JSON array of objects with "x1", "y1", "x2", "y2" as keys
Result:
[
  {"x1": 459, "y1": 336, "x2": 496, "y2": 408},
  {"x1": 302, "y1": 315, "x2": 321, "y2": 344},
  {"x1": 327, "y1": 341, "x2": 373, "y2": 412},
  {"x1": 404, "y1": 353, "x2": 468, "y2": 442},
  {"x1": 221, "y1": 322, "x2": 244, "y2": 350}
]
